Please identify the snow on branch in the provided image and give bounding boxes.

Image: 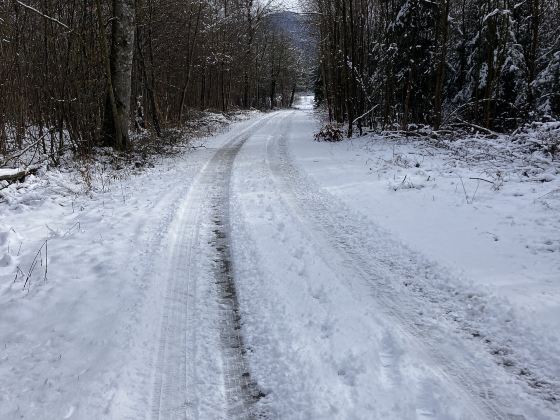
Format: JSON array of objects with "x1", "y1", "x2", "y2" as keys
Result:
[
  {"x1": 352, "y1": 105, "x2": 379, "y2": 125},
  {"x1": 15, "y1": 1, "x2": 71, "y2": 30}
]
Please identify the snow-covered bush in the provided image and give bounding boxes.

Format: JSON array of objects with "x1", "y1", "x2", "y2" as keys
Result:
[
  {"x1": 540, "y1": 132, "x2": 559, "y2": 159},
  {"x1": 314, "y1": 124, "x2": 344, "y2": 142}
]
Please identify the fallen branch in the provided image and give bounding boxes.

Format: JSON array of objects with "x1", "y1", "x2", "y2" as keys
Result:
[
  {"x1": 451, "y1": 118, "x2": 500, "y2": 137},
  {"x1": 380, "y1": 129, "x2": 429, "y2": 138},
  {"x1": 0, "y1": 166, "x2": 40, "y2": 183}
]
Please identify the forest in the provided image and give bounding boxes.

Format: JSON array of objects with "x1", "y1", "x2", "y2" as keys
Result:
[
  {"x1": 1, "y1": 0, "x2": 559, "y2": 161},
  {"x1": 309, "y1": 0, "x2": 560, "y2": 136},
  {"x1": 0, "y1": 0, "x2": 303, "y2": 161}
]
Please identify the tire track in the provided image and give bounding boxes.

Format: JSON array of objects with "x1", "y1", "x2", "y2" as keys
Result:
[
  {"x1": 150, "y1": 116, "x2": 272, "y2": 420},
  {"x1": 207, "y1": 140, "x2": 267, "y2": 420},
  {"x1": 264, "y1": 111, "x2": 558, "y2": 419}
]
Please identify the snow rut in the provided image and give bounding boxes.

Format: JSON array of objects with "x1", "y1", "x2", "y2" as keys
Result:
[
  {"x1": 150, "y1": 118, "x2": 270, "y2": 420},
  {"x1": 208, "y1": 141, "x2": 267, "y2": 419},
  {"x1": 265, "y1": 111, "x2": 558, "y2": 419}
]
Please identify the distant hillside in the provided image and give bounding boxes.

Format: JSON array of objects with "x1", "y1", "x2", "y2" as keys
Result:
[{"x1": 269, "y1": 11, "x2": 317, "y2": 61}]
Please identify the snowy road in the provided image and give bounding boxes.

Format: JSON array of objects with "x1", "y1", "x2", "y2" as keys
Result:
[{"x1": 1, "y1": 109, "x2": 559, "y2": 419}]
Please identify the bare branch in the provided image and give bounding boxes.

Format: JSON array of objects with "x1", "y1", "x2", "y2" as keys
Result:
[{"x1": 15, "y1": 1, "x2": 71, "y2": 30}]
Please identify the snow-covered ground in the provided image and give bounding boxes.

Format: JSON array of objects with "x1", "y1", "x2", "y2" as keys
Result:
[
  {"x1": 293, "y1": 121, "x2": 560, "y2": 340},
  {"x1": 0, "y1": 114, "x2": 269, "y2": 419},
  {"x1": 231, "y1": 107, "x2": 560, "y2": 419},
  {"x1": 1, "y1": 103, "x2": 559, "y2": 419}
]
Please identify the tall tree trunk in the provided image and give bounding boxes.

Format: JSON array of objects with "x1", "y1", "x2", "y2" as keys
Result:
[
  {"x1": 242, "y1": 0, "x2": 254, "y2": 108},
  {"x1": 433, "y1": 0, "x2": 450, "y2": 129},
  {"x1": 289, "y1": 84, "x2": 296, "y2": 108},
  {"x1": 527, "y1": 0, "x2": 540, "y2": 109},
  {"x1": 135, "y1": 0, "x2": 161, "y2": 136},
  {"x1": 100, "y1": 0, "x2": 136, "y2": 151},
  {"x1": 178, "y1": 2, "x2": 203, "y2": 123}
]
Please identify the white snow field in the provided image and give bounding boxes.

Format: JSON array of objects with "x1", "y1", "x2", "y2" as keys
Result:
[{"x1": 1, "y1": 104, "x2": 559, "y2": 419}]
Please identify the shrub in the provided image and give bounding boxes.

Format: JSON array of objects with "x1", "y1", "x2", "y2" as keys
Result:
[{"x1": 314, "y1": 123, "x2": 344, "y2": 142}]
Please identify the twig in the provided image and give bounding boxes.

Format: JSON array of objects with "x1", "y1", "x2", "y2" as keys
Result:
[
  {"x1": 18, "y1": 239, "x2": 48, "y2": 291},
  {"x1": 13, "y1": 267, "x2": 26, "y2": 284},
  {"x1": 459, "y1": 176, "x2": 470, "y2": 204},
  {"x1": 393, "y1": 175, "x2": 408, "y2": 191},
  {"x1": 469, "y1": 177, "x2": 494, "y2": 184},
  {"x1": 1, "y1": 132, "x2": 48, "y2": 166},
  {"x1": 452, "y1": 118, "x2": 500, "y2": 137},
  {"x1": 15, "y1": 1, "x2": 71, "y2": 30},
  {"x1": 471, "y1": 180, "x2": 481, "y2": 203},
  {"x1": 44, "y1": 240, "x2": 48, "y2": 283},
  {"x1": 535, "y1": 188, "x2": 560, "y2": 202},
  {"x1": 63, "y1": 222, "x2": 81, "y2": 237}
]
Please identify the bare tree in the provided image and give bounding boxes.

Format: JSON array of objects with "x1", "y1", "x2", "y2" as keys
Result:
[
  {"x1": 98, "y1": 0, "x2": 136, "y2": 150},
  {"x1": 0, "y1": 0, "x2": 304, "y2": 163}
]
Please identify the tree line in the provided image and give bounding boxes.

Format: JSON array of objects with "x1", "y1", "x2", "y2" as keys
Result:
[
  {"x1": 0, "y1": 0, "x2": 301, "y2": 159},
  {"x1": 309, "y1": 0, "x2": 560, "y2": 135}
]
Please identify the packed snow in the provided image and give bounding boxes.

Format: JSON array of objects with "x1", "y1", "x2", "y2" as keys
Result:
[{"x1": 1, "y1": 102, "x2": 559, "y2": 419}]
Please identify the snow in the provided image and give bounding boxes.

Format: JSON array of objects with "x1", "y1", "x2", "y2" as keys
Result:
[
  {"x1": 293, "y1": 94, "x2": 314, "y2": 110},
  {"x1": 0, "y1": 168, "x2": 21, "y2": 178},
  {"x1": 230, "y1": 109, "x2": 559, "y2": 418},
  {"x1": 0, "y1": 115, "x2": 267, "y2": 419},
  {"x1": 291, "y1": 127, "x2": 560, "y2": 342},
  {"x1": 230, "y1": 114, "x2": 487, "y2": 418},
  {"x1": 1, "y1": 107, "x2": 559, "y2": 419}
]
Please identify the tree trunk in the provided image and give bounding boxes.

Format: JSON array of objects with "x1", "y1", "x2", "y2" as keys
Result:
[
  {"x1": 178, "y1": 1, "x2": 203, "y2": 123},
  {"x1": 101, "y1": 0, "x2": 136, "y2": 151},
  {"x1": 289, "y1": 84, "x2": 296, "y2": 108},
  {"x1": 527, "y1": 0, "x2": 540, "y2": 109},
  {"x1": 433, "y1": 0, "x2": 450, "y2": 129}
]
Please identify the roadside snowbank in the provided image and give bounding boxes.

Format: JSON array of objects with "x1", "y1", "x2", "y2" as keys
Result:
[
  {"x1": 0, "y1": 113, "x2": 259, "y2": 419},
  {"x1": 292, "y1": 123, "x2": 560, "y2": 340}
]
